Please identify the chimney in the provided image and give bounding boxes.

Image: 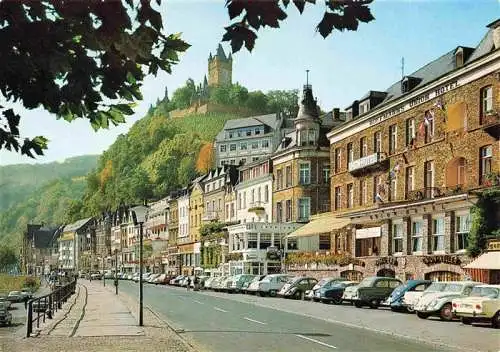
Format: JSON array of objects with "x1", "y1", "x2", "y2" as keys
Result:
[
  {"x1": 333, "y1": 108, "x2": 340, "y2": 121},
  {"x1": 487, "y1": 19, "x2": 500, "y2": 50}
]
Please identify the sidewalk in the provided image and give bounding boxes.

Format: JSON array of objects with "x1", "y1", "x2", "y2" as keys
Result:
[{"x1": 0, "y1": 280, "x2": 196, "y2": 352}]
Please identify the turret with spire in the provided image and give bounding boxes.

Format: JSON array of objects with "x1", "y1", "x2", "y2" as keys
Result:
[
  {"x1": 208, "y1": 43, "x2": 232, "y2": 87},
  {"x1": 294, "y1": 70, "x2": 320, "y2": 147}
]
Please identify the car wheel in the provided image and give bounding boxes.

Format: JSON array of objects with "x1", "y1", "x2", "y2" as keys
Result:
[
  {"x1": 269, "y1": 290, "x2": 277, "y2": 297},
  {"x1": 461, "y1": 317, "x2": 472, "y2": 325},
  {"x1": 293, "y1": 291, "x2": 301, "y2": 300},
  {"x1": 369, "y1": 299, "x2": 380, "y2": 309},
  {"x1": 439, "y1": 303, "x2": 453, "y2": 321},
  {"x1": 332, "y1": 297, "x2": 342, "y2": 305},
  {"x1": 354, "y1": 301, "x2": 363, "y2": 308},
  {"x1": 492, "y1": 312, "x2": 500, "y2": 329},
  {"x1": 417, "y1": 312, "x2": 430, "y2": 319},
  {"x1": 406, "y1": 306, "x2": 415, "y2": 314}
]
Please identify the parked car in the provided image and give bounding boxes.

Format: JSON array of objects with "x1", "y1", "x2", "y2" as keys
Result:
[
  {"x1": 6, "y1": 291, "x2": 22, "y2": 303},
  {"x1": 317, "y1": 281, "x2": 359, "y2": 304},
  {"x1": 90, "y1": 271, "x2": 102, "y2": 280},
  {"x1": 227, "y1": 274, "x2": 255, "y2": 293},
  {"x1": 452, "y1": 284, "x2": 500, "y2": 328},
  {"x1": 191, "y1": 276, "x2": 208, "y2": 290},
  {"x1": 169, "y1": 275, "x2": 185, "y2": 286},
  {"x1": 278, "y1": 276, "x2": 318, "y2": 299},
  {"x1": 147, "y1": 274, "x2": 161, "y2": 283},
  {"x1": 252, "y1": 274, "x2": 294, "y2": 297},
  {"x1": 20, "y1": 288, "x2": 33, "y2": 302},
  {"x1": 0, "y1": 302, "x2": 12, "y2": 326},
  {"x1": 203, "y1": 277, "x2": 216, "y2": 290},
  {"x1": 212, "y1": 276, "x2": 228, "y2": 291},
  {"x1": 343, "y1": 276, "x2": 402, "y2": 309},
  {"x1": 0, "y1": 297, "x2": 11, "y2": 310},
  {"x1": 132, "y1": 273, "x2": 141, "y2": 282},
  {"x1": 305, "y1": 278, "x2": 345, "y2": 301},
  {"x1": 384, "y1": 280, "x2": 432, "y2": 312},
  {"x1": 414, "y1": 281, "x2": 482, "y2": 321},
  {"x1": 403, "y1": 281, "x2": 447, "y2": 312},
  {"x1": 242, "y1": 275, "x2": 265, "y2": 294}
]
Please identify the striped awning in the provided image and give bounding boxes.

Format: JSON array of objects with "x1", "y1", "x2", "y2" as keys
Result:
[
  {"x1": 464, "y1": 251, "x2": 500, "y2": 270},
  {"x1": 287, "y1": 213, "x2": 350, "y2": 238}
]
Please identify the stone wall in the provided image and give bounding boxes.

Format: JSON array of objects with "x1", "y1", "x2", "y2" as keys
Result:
[{"x1": 169, "y1": 102, "x2": 256, "y2": 119}]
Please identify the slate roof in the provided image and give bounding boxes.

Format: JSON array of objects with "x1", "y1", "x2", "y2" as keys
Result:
[
  {"x1": 63, "y1": 217, "x2": 93, "y2": 233},
  {"x1": 32, "y1": 226, "x2": 60, "y2": 248},
  {"x1": 467, "y1": 29, "x2": 494, "y2": 63},
  {"x1": 215, "y1": 114, "x2": 280, "y2": 141}
]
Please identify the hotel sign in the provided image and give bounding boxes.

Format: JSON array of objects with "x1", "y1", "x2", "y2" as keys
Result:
[
  {"x1": 348, "y1": 153, "x2": 381, "y2": 173},
  {"x1": 487, "y1": 239, "x2": 500, "y2": 251},
  {"x1": 355, "y1": 227, "x2": 381, "y2": 239}
]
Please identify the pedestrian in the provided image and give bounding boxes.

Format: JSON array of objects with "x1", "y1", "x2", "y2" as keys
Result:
[{"x1": 186, "y1": 276, "x2": 191, "y2": 291}]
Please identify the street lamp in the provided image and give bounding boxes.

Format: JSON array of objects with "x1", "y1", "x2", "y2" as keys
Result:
[
  {"x1": 131, "y1": 204, "x2": 150, "y2": 327},
  {"x1": 114, "y1": 249, "x2": 119, "y2": 295}
]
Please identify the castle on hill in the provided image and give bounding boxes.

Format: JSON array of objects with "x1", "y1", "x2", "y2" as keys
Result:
[{"x1": 170, "y1": 44, "x2": 254, "y2": 118}]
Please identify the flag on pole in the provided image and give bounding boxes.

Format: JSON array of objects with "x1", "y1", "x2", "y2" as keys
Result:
[
  {"x1": 375, "y1": 193, "x2": 384, "y2": 203},
  {"x1": 434, "y1": 98, "x2": 445, "y2": 110}
]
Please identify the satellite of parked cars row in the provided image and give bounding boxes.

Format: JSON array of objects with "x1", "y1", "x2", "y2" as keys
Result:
[{"x1": 116, "y1": 272, "x2": 499, "y2": 329}]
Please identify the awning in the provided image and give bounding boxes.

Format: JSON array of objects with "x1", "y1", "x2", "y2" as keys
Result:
[
  {"x1": 464, "y1": 251, "x2": 500, "y2": 270},
  {"x1": 287, "y1": 213, "x2": 350, "y2": 238}
]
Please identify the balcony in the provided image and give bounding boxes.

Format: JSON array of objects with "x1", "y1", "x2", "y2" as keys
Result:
[
  {"x1": 348, "y1": 152, "x2": 389, "y2": 175},
  {"x1": 406, "y1": 187, "x2": 445, "y2": 201},
  {"x1": 481, "y1": 111, "x2": 500, "y2": 139},
  {"x1": 202, "y1": 211, "x2": 219, "y2": 221},
  {"x1": 248, "y1": 201, "x2": 266, "y2": 213}
]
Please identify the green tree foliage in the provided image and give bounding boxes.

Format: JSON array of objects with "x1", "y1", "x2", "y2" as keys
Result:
[
  {"x1": 468, "y1": 188, "x2": 500, "y2": 257},
  {"x1": 266, "y1": 89, "x2": 299, "y2": 116},
  {"x1": 245, "y1": 91, "x2": 269, "y2": 111},
  {"x1": 170, "y1": 79, "x2": 197, "y2": 109},
  {"x1": 0, "y1": 245, "x2": 17, "y2": 272}
]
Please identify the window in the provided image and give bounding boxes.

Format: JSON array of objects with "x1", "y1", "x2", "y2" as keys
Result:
[
  {"x1": 347, "y1": 143, "x2": 354, "y2": 164},
  {"x1": 411, "y1": 220, "x2": 423, "y2": 253},
  {"x1": 389, "y1": 124, "x2": 397, "y2": 154},
  {"x1": 240, "y1": 142, "x2": 247, "y2": 150},
  {"x1": 373, "y1": 132, "x2": 382, "y2": 153},
  {"x1": 373, "y1": 176, "x2": 382, "y2": 203},
  {"x1": 446, "y1": 157, "x2": 466, "y2": 188},
  {"x1": 220, "y1": 144, "x2": 226, "y2": 152},
  {"x1": 262, "y1": 140, "x2": 269, "y2": 148},
  {"x1": 392, "y1": 222, "x2": 403, "y2": 253},
  {"x1": 359, "y1": 137, "x2": 368, "y2": 158},
  {"x1": 264, "y1": 185, "x2": 269, "y2": 202},
  {"x1": 228, "y1": 132, "x2": 233, "y2": 138},
  {"x1": 334, "y1": 186, "x2": 342, "y2": 210},
  {"x1": 480, "y1": 145, "x2": 492, "y2": 185},
  {"x1": 424, "y1": 110, "x2": 434, "y2": 143},
  {"x1": 347, "y1": 184, "x2": 354, "y2": 208},
  {"x1": 276, "y1": 202, "x2": 283, "y2": 222},
  {"x1": 243, "y1": 191, "x2": 246, "y2": 208},
  {"x1": 240, "y1": 158, "x2": 246, "y2": 165},
  {"x1": 405, "y1": 166, "x2": 415, "y2": 199},
  {"x1": 230, "y1": 159, "x2": 235, "y2": 165},
  {"x1": 230, "y1": 144, "x2": 236, "y2": 151},
  {"x1": 481, "y1": 86, "x2": 493, "y2": 116},
  {"x1": 251, "y1": 142, "x2": 259, "y2": 149},
  {"x1": 298, "y1": 198, "x2": 310, "y2": 221},
  {"x1": 286, "y1": 165, "x2": 292, "y2": 187},
  {"x1": 252, "y1": 157, "x2": 259, "y2": 162},
  {"x1": 405, "y1": 118, "x2": 415, "y2": 146},
  {"x1": 251, "y1": 189, "x2": 255, "y2": 204},
  {"x1": 359, "y1": 179, "x2": 367, "y2": 205},
  {"x1": 335, "y1": 148, "x2": 342, "y2": 173},
  {"x1": 260, "y1": 234, "x2": 271, "y2": 249},
  {"x1": 299, "y1": 163, "x2": 311, "y2": 185},
  {"x1": 206, "y1": 184, "x2": 210, "y2": 193},
  {"x1": 433, "y1": 218, "x2": 445, "y2": 252},
  {"x1": 257, "y1": 187, "x2": 261, "y2": 202},
  {"x1": 424, "y1": 161, "x2": 434, "y2": 198},
  {"x1": 276, "y1": 169, "x2": 283, "y2": 190},
  {"x1": 246, "y1": 129, "x2": 252, "y2": 136},
  {"x1": 247, "y1": 233, "x2": 258, "y2": 248},
  {"x1": 389, "y1": 175, "x2": 397, "y2": 201},
  {"x1": 285, "y1": 200, "x2": 292, "y2": 222},
  {"x1": 322, "y1": 164, "x2": 330, "y2": 184},
  {"x1": 255, "y1": 127, "x2": 261, "y2": 135},
  {"x1": 456, "y1": 214, "x2": 470, "y2": 251},
  {"x1": 238, "y1": 192, "x2": 242, "y2": 209}
]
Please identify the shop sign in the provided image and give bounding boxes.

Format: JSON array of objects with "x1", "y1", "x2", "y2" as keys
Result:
[
  {"x1": 355, "y1": 227, "x2": 381, "y2": 239},
  {"x1": 422, "y1": 255, "x2": 461, "y2": 266},
  {"x1": 487, "y1": 239, "x2": 500, "y2": 251},
  {"x1": 376, "y1": 257, "x2": 398, "y2": 267}
]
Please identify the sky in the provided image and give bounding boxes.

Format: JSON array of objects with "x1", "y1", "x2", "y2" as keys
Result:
[{"x1": 0, "y1": 0, "x2": 498, "y2": 166}]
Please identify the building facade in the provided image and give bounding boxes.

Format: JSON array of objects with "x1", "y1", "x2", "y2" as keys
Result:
[
  {"x1": 214, "y1": 113, "x2": 293, "y2": 167},
  {"x1": 58, "y1": 218, "x2": 95, "y2": 273},
  {"x1": 166, "y1": 195, "x2": 180, "y2": 275},
  {"x1": 235, "y1": 158, "x2": 274, "y2": 223},
  {"x1": 208, "y1": 44, "x2": 232, "y2": 87},
  {"x1": 202, "y1": 166, "x2": 238, "y2": 223},
  {"x1": 324, "y1": 21, "x2": 500, "y2": 282}
]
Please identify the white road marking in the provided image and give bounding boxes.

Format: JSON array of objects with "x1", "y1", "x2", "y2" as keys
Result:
[
  {"x1": 193, "y1": 300, "x2": 204, "y2": 305},
  {"x1": 295, "y1": 334, "x2": 337, "y2": 349},
  {"x1": 243, "y1": 317, "x2": 267, "y2": 325},
  {"x1": 213, "y1": 307, "x2": 228, "y2": 313}
]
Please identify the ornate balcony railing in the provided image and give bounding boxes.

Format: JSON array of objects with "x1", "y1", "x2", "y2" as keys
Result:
[
  {"x1": 202, "y1": 211, "x2": 219, "y2": 221},
  {"x1": 248, "y1": 201, "x2": 266, "y2": 212},
  {"x1": 348, "y1": 152, "x2": 389, "y2": 175},
  {"x1": 406, "y1": 187, "x2": 444, "y2": 201},
  {"x1": 481, "y1": 111, "x2": 499, "y2": 139}
]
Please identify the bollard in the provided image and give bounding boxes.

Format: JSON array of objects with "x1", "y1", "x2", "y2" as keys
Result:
[{"x1": 26, "y1": 300, "x2": 33, "y2": 338}]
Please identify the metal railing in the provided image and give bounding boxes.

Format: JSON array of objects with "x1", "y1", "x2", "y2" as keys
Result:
[{"x1": 26, "y1": 279, "x2": 77, "y2": 337}]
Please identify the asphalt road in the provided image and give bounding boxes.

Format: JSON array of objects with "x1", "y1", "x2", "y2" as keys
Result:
[{"x1": 116, "y1": 281, "x2": 474, "y2": 352}]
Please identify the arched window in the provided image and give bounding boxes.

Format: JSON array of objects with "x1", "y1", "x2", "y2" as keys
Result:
[{"x1": 445, "y1": 157, "x2": 466, "y2": 188}]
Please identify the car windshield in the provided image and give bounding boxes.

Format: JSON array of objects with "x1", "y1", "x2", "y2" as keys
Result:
[
  {"x1": 443, "y1": 283, "x2": 463, "y2": 292},
  {"x1": 426, "y1": 282, "x2": 447, "y2": 292},
  {"x1": 9, "y1": 291, "x2": 21, "y2": 295},
  {"x1": 317, "y1": 278, "x2": 333, "y2": 287},
  {"x1": 470, "y1": 287, "x2": 500, "y2": 298},
  {"x1": 358, "y1": 277, "x2": 376, "y2": 288}
]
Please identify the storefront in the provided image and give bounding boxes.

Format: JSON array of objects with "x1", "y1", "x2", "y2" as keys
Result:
[{"x1": 465, "y1": 239, "x2": 500, "y2": 284}]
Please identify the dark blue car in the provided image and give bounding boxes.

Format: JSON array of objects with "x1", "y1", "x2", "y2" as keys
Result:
[{"x1": 385, "y1": 279, "x2": 432, "y2": 312}]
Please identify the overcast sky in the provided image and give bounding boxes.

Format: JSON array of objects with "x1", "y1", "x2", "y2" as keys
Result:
[{"x1": 1, "y1": 0, "x2": 498, "y2": 166}]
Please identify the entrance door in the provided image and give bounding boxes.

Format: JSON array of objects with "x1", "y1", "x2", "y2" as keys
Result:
[
  {"x1": 341, "y1": 270, "x2": 363, "y2": 281},
  {"x1": 377, "y1": 268, "x2": 396, "y2": 278}
]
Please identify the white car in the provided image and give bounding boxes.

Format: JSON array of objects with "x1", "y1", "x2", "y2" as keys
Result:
[
  {"x1": 204, "y1": 277, "x2": 216, "y2": 289},
  {"x1": 403, "y1": 281, "x2": 447, "y2": 312},
  {"x1": 414, "y1": 281, "x2": 482, "y2": 321},
  {"x1": 342, "y1": 284, "x2": 360, "y2": 303},
  {"x1": 254, "y1": 274, "x2": 294, "y2": 297},
  {"x1": 452, "y1": 284, "x2": 500, "y2": 328}
]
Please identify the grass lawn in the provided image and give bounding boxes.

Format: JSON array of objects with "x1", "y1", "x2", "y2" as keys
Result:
[{"x1": 0, "y1": 275, "x2": 40, "y2": 296}]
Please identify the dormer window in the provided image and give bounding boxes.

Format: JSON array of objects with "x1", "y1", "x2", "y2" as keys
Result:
[
  {"x1": 455, "y1": 47, "x2": 464, "y2": 68},
  {"x1": 401, "y1": 76, "x2": 422, "y2": 94}
]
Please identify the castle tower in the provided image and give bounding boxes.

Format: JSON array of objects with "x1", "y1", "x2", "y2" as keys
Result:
[{"x1": 208, "y1": 44, "x2": 232, "y2": 87}]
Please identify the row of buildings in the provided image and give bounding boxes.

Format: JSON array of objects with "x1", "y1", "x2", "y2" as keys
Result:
[{"x1": 22, "y1": 20, "x2": 500, "y2": 283}]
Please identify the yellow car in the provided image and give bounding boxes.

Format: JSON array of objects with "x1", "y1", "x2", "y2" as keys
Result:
[{"x1": 452, "y1": 284, "x2": 500, "y2": 328}]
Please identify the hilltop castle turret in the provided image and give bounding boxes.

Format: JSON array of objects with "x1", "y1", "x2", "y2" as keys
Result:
[{"x1": 208, "y1": 44, "x2": 232, "y2": 87}]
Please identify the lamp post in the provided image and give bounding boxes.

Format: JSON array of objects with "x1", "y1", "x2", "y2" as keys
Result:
[
  {"x1": 131, "y1": 204, "x2": 150, "y2": 327},
  {"x1": 102, "y1": 256, "x2": 106, "y2": 287},
  {"x1": 114, "y1": 249, "x2": 119, "y2": 295}
]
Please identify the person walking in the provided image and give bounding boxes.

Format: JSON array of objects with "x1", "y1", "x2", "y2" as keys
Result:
[{"x1": 186, "y1": 276, "x2": 191, "y2": 291}]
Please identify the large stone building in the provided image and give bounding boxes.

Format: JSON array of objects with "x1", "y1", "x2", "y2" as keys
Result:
[
  {"x1": 321, "y1": 20, "x2": 500, "y2": 282},
  {"x1": 202, "y1": 165, "x2": 238, "y2": 223},
  {"x1": 58, "y1": 218, "x2": 95, "y2": 273},
  {"x1": 208, "y1": 44, "x2": 232, "y2": 87},
  {"x1": 166, "y1": 194, "x2": 180, "y2": 275},
  {"x1": 214, "y1": 113, "x2": 294, "y2": 167}
]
